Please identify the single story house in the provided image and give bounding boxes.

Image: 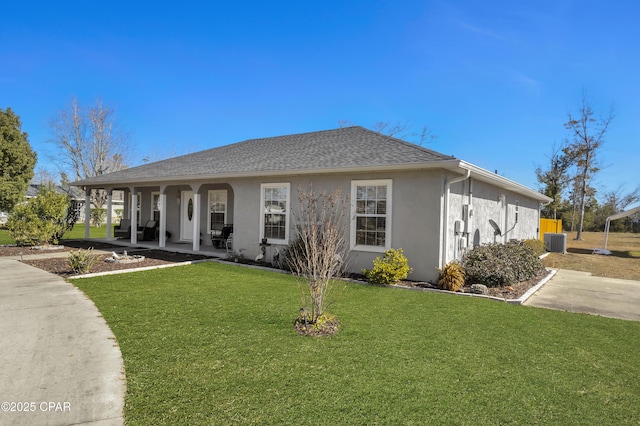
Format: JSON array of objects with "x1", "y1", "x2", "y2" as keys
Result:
[{"x1": 73, "y1": 126, "x2": 551, "y2": 282}]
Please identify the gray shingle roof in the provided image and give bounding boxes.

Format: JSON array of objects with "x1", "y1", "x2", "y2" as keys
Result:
[
  {"x1": 74, "y1": 126, "x2": 455, "y2": 186},
  {"x1": 27, "y1": 183, "x2": 85, "y2": 199}
]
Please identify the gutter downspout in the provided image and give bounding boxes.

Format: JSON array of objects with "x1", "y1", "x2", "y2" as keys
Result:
[{"x1": 440, "y1": 167, "x2": 471, "y2": 268}]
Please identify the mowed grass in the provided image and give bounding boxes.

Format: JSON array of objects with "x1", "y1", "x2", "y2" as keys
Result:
[
  {"x1": 0, "y1": 224, "x2": 112, "y2": 245},
  {"x1": 0, "y1": 228, "x2": 14, "y2": 245},
  {"x1": 74, "y1": 262, "x2": 640, "y2": 425},
  {"x1": 543, "y1": 232, "x2": 640, "y2": 280}
]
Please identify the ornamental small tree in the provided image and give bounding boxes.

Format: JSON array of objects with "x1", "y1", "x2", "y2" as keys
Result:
[{"x1": 285, "y1": 184, "x2": 349, "y2": 333}]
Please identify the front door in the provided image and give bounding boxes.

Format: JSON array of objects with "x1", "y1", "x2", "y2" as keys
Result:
[{"x1": 181, "y1": 190, "x2": 194, "y2": 241}]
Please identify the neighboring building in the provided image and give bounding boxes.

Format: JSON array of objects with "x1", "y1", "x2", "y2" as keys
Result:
[
  {"x1": 24, "y1": 182, "x2": 125, "y2": 222},
  {"x1": 73, "y1": 126, "x2": 551, "y2": 282}
]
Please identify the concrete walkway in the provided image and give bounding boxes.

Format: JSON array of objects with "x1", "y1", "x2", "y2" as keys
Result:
[
  {"x1": 0, "y1": 257, "x2": 125, "y2": 425},
  {"x1": 524, "y1": 269, "x2": 640, "y2": 321}
]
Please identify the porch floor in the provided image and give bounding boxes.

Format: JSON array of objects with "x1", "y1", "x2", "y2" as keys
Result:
[{"x1": 81, "y1": 238, "x2": 229, "y2": 258}]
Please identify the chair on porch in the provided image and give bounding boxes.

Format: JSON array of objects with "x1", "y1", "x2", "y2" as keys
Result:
[
  {"x1": 114, "y1": 219, "x2": 131, "y2": 239},
  {"x1": 137, "y1": 220, "x2": 158, "y2": 241},
  {"x1": 211, "y1": 224, "x2": 233, "y2": 249}
]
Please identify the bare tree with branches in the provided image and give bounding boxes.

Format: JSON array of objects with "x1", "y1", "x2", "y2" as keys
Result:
[
  {"x1": 285, "y1": 184, "x2": 349, "y2": 334},
  {"x1": 49, "y1": 98, "x2": 130, "y2": 208},
  {"x1": 563, "y1": 92, "x2": 614, "y2": 240},
  {"x1": 339, "y1": 120, "x2": 435, "y2": 145},
  {"x1": 372, "y1": 120, "x2": 436, "y2": 145}
]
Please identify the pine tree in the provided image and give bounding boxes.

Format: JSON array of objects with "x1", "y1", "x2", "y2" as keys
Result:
[{"x1": 0, "y1": 108, "x2": 37, "y2": 212}]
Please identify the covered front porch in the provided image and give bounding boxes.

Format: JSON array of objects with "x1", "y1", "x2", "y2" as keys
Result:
[
  {"x1": 79, "y1": 182, "x2": 235, "y2": 255},
  {"x1": 84, "y1": 237, "x2": 230, "y2": 257}
]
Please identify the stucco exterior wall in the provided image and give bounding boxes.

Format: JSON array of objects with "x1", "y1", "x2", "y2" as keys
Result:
[
  {"x1": 227, "y1": 170, "x2": 444, "y2": 282},
  {"x1": 447, "y1": 177, "x2": 541, "y2": 263}
]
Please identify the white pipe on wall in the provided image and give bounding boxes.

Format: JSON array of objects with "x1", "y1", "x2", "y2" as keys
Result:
[{"x1": 440, "y1": 168, "x2": 471, "y2": 268}]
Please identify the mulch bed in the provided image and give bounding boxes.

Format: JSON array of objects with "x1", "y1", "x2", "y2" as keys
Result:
[
  {"x1": 347, "y1": 269, "x2": 551, "y2": 300},
  {"x1": 0, "y1": 244, "x2": 73, "y2": 257},
  {"x1": 1, "y1": 241, "x2": 214, "y2": 278},
  {"x1": 396, "y1": 269, "x2": 550, "y2": 300}
]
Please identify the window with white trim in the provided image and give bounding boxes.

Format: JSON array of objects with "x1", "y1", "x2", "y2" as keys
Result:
[
  {"x1": 208, "y1": 190, "x2": 227, "y2": 233},
  {"x1": 351, "y1": 179, "x2": 392, "y2": 251},
  {"x1": 151, "y1": 192, "x2": 160, "y2": 222},
  {"x1": 260, "y1": 183, "x2": 290, "y2": 243}
]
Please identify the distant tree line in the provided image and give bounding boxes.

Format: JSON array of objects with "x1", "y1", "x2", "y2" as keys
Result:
[{"x1": 536, "y1": 92, "x2": 639, "y2": 236}]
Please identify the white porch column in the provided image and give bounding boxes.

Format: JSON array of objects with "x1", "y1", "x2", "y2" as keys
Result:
[
  {"x1": 159, "y1": 186, "x2": 167, "y2": 248},
  {"x1": 130, "y1": 189, "x2": 138, "y2": 245},
  {"x1": 105, "y1": 188, "x2": 113, "y2": 240},
  {"x1": 192, "y1": 190, "x2": 201, "y2": 252},
  {"x1": 84, "y1": 190, "x2": 91, "y2": 239}
]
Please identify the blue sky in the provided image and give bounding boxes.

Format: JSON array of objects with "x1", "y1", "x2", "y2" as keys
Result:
[{"x1": 2, "y1": 0, "x2": 638, "y2": 199}]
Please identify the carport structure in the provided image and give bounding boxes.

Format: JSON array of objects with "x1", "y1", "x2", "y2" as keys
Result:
[{"x1": 594, "y1": 205, "x2": 640, "y2": 255}]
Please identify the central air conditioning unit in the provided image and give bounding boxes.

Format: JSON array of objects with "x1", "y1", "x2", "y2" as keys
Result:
[{"x1": 544, "y1": 233, "x2": 566, "y2": 254}]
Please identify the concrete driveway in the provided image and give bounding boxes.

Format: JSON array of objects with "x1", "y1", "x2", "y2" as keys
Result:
[
  {"x1": 0, "y1": 258, "x2": 125, "y2": 425},
  {"x1": 524, "y1": 269, "x2": 640, "y2": 321}
]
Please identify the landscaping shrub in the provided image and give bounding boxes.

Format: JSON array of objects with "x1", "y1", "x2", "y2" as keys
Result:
[
  {"x1": 68, "y1": 248, "x2": 100, "y2": 274},
  {"x1": 524, "y1": 238, "x2": 547, "y2": 256},
  {"x1": 463, "y1": 241, "x2": 545, "y2": 287},
  {"x1": 437, "y1": 261, "x2": 465, "y2": 291},
  {"x1": 7, "y1": 188, "x2": 72, "y2": 245},
  {"x1": 363, "y1": 248, "x2": 412, "y2": 285}
]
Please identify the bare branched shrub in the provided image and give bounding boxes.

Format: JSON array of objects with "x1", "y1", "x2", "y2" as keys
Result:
[{"x1": 285, "y1": 184, "x2": 349, "y2": 325}]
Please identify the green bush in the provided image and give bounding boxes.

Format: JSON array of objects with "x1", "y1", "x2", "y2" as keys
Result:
[
  {"x1": 362, "y1": 248, "x2": 412, "y2": 285},
  {"x1": 68, "y1": 248, "x2": 100, "y2": 274},
  {"x1": 437, "y1": 261, "x2": 465, "y2": 291},
  {"x1": 91, "y1": 208, "x2": 106, "y2": 227},
  {"x1": 463, "y1": 241, "x2": 545, "y2": 287},
  {"x1": 7, "y1": 189, "x2": 71, "y2": 246},
  {"x1": 524, "y1": 238, "x2": 546, "y2": 256}
]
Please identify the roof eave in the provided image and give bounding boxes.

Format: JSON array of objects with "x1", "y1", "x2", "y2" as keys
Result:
[
  {"x1": 454, "y1": 160, "x2": 552, "y2": 203},
  {"x1": 72, "y1": 160, "x2": 461, "y2": 188},
  {"x1": 72, "y1": 159, "x2": 551, "y2": 203}
]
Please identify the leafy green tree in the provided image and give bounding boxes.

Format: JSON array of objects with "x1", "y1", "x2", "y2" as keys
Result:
[
  {"x1": 536, "y1": 143, "x2": 570, "y2": 219},
  {"x1": 7, "y1": 187, "x2": 73, "y2": 245},
  {"x1": 0, "y1": 108, "x2": 37, "y2": 212}
]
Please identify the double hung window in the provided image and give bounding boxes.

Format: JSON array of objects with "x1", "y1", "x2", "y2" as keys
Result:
[
  {"x1": 351, "y1": 180, "x2": 392, "y2": 251},
  {"x1": 260, "y1": 183, "x2": 289, "y2": 243}
]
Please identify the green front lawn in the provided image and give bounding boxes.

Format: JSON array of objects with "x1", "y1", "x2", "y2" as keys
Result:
[
  {"x1": 61, "y1": 223, "x2": 113, "y2": 240},
  {"x1": 0, "y1": 224, "x2": 112, "y2": 245},
  {"x1": 74, "y1": 262, "x2": 640, "y2": 425},
  {"x1": 0, "y1": 228, "x2": 14, "y2": 245}
]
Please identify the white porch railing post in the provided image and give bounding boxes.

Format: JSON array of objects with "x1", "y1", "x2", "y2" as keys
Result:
[
  {"x1": 131, "y1": 189, "x2": 138, "y2": 244},
  {"x1": 84, "y1": 190, "x2": 91, "y2": 239},
  {"x1": 159, "y1": 188, "x2": 167, "y2": 248},
  {"x1": 192, "y1": 191, "x2": 201, "y2": 252},
  {"x1": 105, "y1": 189, "x2": 113, "y2": 240}
]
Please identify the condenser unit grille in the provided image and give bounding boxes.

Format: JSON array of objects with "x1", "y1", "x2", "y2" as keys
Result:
[{"x1": 544, "y1": 233, "x2": 566, "y2": 254}]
